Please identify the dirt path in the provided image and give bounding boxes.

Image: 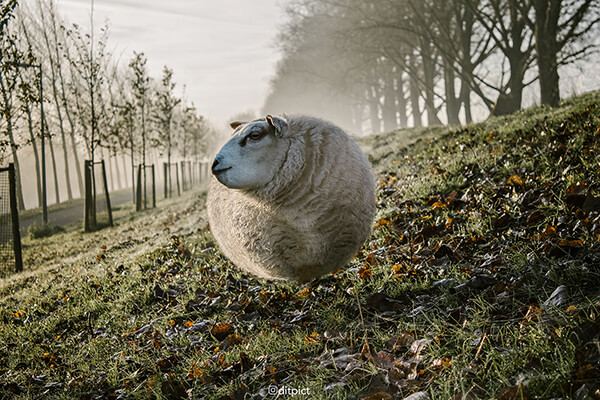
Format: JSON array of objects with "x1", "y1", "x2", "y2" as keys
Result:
[{"x1": 19, "y1": 190, "x2": 134, "y2": 236}]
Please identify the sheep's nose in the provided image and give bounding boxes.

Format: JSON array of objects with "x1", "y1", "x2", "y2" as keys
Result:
[{"x1": 211, "y1": 155, "x2": 223, "y2": 173}]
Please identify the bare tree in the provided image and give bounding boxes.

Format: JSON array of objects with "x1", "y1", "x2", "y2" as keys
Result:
[
  {"x1": 461, "y1": 0, "x2": 536, "y2": 115},
  {"x1": 0, "y1": 0, "x2": 26, "y2": 209},
  {"x1": 64, "y1": 19, "x2": 110, "y2": 168},
  {"x1": 128, "y1": 51, "x2": 151, "y2": 207},
  {"x1": 153, "y1": 65, "x2": 180, "y2": 196},
  {"x1": 16, "y1": 65, "x2": 42, "y2": 207},
  {"x1": 522, "y1": 0, "x2": 600, "y2": 106},
  {"x1": 27, "y1": 0, "x2": 76, "y2": 200}
]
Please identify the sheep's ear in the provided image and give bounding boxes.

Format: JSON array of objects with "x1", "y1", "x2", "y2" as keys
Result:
[
  {"x1": 230, "y1": 121, "x2": 244, "y2": 130},
  {"x1": 266, "y1": 115, "x2": 288, "y2": 138}
]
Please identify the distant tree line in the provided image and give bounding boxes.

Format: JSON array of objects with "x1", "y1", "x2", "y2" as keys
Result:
[
  {"x1": 0, "y1": 0, "x2": 215, "y2": 210},
  {"x1": 263, "y1": 0, "x2": 600, "y2": 134}
]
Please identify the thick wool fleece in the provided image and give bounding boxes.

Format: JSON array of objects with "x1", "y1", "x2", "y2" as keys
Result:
[{"x1": 207, "y1": 115, "x2": 376, "y2": 282}]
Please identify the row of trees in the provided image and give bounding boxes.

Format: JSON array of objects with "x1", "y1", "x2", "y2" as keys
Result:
[
  {"x1": 0, "y1": 0, "x2": 215, "y2": 210},
  {"x1": 263, "y1": 0, "x2": 600, "y2": 134}
]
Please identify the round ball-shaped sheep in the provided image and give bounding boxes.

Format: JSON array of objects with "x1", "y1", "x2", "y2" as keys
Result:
[{"x1": 207, "y1": 114, "x2": 376, "y2": 282}]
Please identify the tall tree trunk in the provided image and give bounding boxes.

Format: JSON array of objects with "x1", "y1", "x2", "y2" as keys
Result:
[
  {"x1": 57, "y1": 120, "x2": 72, "y2": 199},
  {"x1": 108, "y1": 153, "x2": 115, "y2": 191},
  {"x1": 443, "y1": 59, "x2": 461, "y2": 125},
  {"x1": 408, "y1": 63, "x2": 422, "y2": 128},
  {"x1": 534, "y1": 0, "x2": 561, "y2": 107},
  {"x1": 459, "y1": 78, "x2": 473, "y2": 124},
  {"x1": 121, "y1": 154, "x2": 128, "y2": 188},
  {"x1": 69, "y1": 128, "x2": 83, "y2": 197},
  {"x1": 130, "y1": 136, "x2": 135, "y2": 203},
  {"x1": 350, "y1": 104, "x2": 362, "y2": 134},
  {"x1": 8, "y1": 130, "x2": 25, "y2": 210},
  {"x1": 167, "y1": 141, "x2": 172, "y2": 197},
  {"x1": 507, "y1": 50, "x2": 526, "y2": 109},
  {"x1": 420, "y1": 39, "x2": 442, "y2": 126},
  {"x1": 113, "y1": 153, "x2": 122, "y2": 189},
  {"x1": 60, "y1": 37, "x2": 85, "y2": 198},
  {"x1": 366, "y1": 86, "x2": 381, "y2": 134},
  {"x1": 382, "y1": 71, "x2": 398, "y2": 132},
  {"x1": 25, "y1": 103, "x2": 42, "y2": 207},
  {"x1": 46, "y1": 129, "x2": 60, "y2": 204},
  {"x1": 459, "y1": 2, "x2": 474, "y2": 125},
  {"x1": 99, "y1": 147, "x2": 111, "y2": 192},
  {"x1": 142, "y1": 102, "x2": 147, "y2": 209},
  {"x1": 16, "y1": 21, "x2": 42, "y2": 207},
  {"x1": 60, "y1": 74, "x2": 84, "y2": 197},
  {"x1": 35, "y1": 3, "x2": 74, "y2": 200},
  {"x1": 396, "y1": 73, "x2": 408, "y2": 128},
  {"x1": 0, "y1": 78, "x2": 25, "y2": 210}
]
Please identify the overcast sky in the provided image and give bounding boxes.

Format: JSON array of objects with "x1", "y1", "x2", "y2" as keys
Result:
[{"x1": 57, "y1": 0, "x2": 284, "y2": 128}]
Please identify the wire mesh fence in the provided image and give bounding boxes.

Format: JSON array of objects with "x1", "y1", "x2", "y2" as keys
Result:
[{"x1": 0, "y1": 164, "x2": 22, "y2": 276}]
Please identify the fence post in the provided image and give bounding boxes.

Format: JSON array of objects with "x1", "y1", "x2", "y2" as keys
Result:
[
  {"x1": 180, "y1": 161, "x2": 186, "y2": 191},
  {"x1": 8, "y1": 163, "x2": 22, "y2": 273},
  {"x1": 136, "y1": 164, "x2": 142, "y2": 211},
  {"x1": 84, "y1": 160, "x2": 93, "y2": 231},
  {"x1": 191, "y1": 162, "x2": 195, "y2": 185},
  {"x1": 151, "y1": 164, "x2": 156, "y2": 208},
  {"x1": 163, "y1": 162, "x2": 168, "y2": 199},
  {"x1": 101, "y1": 160, "x2": 113, "y2": 226},
  {"x1": 176, "y1": 163, "x2": 181, "y2": 196},
  {"x1": 167, "y1": 162, "x2": 173, "y2": 198},
  {"x1": 143, "y1": 163, "x2": 147, "y2": 210}
]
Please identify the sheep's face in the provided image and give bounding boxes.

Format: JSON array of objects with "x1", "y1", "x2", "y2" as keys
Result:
[{"x1": 211, "y1": 115, "x2": 290, "y2": 190}]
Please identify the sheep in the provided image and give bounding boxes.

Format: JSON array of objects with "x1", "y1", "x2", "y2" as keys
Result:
[{"x1": 206, "y1": 114, "x2": 376, "y2": 282}]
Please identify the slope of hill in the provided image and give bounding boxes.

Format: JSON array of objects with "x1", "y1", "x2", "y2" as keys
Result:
[{"x1": 1, "y1": 92, "x2": 600, "y2": 399}]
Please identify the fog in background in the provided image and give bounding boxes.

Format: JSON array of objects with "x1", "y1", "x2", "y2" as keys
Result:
[
  {"x1": 5, "y1": 0, "x2": 600, "y2": 210},
  {"x1": 58, "y1": 0, "x2": 283, "y2": 127}
]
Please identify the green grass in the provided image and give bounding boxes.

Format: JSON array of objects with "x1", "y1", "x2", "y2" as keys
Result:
[{"x1": 2, "y1": 92, "x2": 600, "y2": 399}]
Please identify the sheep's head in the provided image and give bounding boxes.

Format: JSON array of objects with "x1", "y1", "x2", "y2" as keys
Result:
[{"x1": 211, "y1": 115, "x2": 290, "y2": 190}]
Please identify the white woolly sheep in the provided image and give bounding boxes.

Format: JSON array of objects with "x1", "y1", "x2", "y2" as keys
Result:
[{"x1": 207, "y1": 114, "x2": 376, "y2": 282}]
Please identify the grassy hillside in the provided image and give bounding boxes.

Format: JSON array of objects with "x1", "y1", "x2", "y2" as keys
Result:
[{"x1": 1, "y1": 92, "x2": 600, "y2": 399}]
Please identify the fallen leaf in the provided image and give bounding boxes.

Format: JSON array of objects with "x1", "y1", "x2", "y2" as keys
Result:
[
  {"x1": 431, "y1": 201, "x2": 447, "y2": 210},
  {"x1": 558, "y1": 239, "x2": 583, "y2": 247},
  {"x1": 523, "y1": 304, "x2": 543, "y2": 322},
  {"x1": 507, "y1": 175, "x2": 524, "y2": 187},
  {"x1": 566, "y1": 182, "x2": 588, "y2": 195},
  {"x1": 539, "y1": 225, "x2": 557, "y2": 239},
  {"x1": 376, "y1": 218, "x2": 392, "y2": 229},
  {"x1": 365, "y1": 253, "x2": 377, "y2": 266},
  {"x1": 211, "y1": 323, "x2": 234, "y2": 341},
  {"x1": 358, "y1": 265, "x2": 373, "y2": 279}
]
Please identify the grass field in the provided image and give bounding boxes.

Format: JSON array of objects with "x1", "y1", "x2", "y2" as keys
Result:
[{"x1": 1, "y1": 92, "x2": 600, "y2": 399}]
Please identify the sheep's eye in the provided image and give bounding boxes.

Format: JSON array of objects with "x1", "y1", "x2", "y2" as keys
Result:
[{"x1": 248, "y1": 131, "x2": 265, "y2": 141}]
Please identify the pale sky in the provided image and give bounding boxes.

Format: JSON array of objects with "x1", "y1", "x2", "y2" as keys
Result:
[{"x1": 57, "y1": 0, "x2": 284, "y2": 128}]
